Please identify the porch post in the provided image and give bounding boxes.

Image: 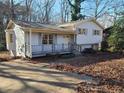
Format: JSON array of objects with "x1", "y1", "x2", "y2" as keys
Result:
[
  {"x1": 29, "y1": 28, "x2": 32, "y2": 58},
  {"x1": 74, "y1": 35, "x2": 76, "y2": 43},
  {"x1": 41, "y1": 33, "x2": 44, "y2": 52},
  {"x1": 73, "y1": 35, "x2": 76, "y2": 50}
]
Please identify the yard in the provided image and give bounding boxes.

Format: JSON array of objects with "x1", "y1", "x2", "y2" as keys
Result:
[
  {"x1": 0, "y1": 51, "x2": 11, "y2": 61},
  {"x1": 0, "y1": 51, "x2": 124, "y2": 93},
  {"x1": 31, "y1": 52, "x2": 124, "y2": 93}
]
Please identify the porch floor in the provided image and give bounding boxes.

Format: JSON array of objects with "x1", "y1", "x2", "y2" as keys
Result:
[{"x1": 32, "y1": 51, "x2": 72, "y2": 58}]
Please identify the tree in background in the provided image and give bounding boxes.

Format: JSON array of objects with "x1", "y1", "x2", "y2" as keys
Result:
[
  {"x1": 0, "y1": 0, "x2": 27, "y2": 50},
  {"x1": 34, "y1": 0, "x2": 56, "y2": 23},
  {"x1": 108, "y1": 16, "x2": 124, "y2": 52},
  {"x1": 90, "y1": 0, "x2": 112, "y2": 20},
  {"x1": 60, "y1": 0, "x2": 70, "y2": 23},
  {"x1": 25, "y1": 0, "x2": 33, "y2": 21},
  {"x1": 67, "y1": 0, "x2": 85, "y2": 21}
]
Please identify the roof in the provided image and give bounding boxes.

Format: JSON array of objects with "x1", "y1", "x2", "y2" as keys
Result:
[
  {"x1": 6, "y1": 19, "x2": 104, "y2": 34},
  {"x1": 59, "y1": 19, "x2": 105, "y2": 30},
  {"x1": 6, "y1": 20, "x2": 75, "y2": 35},
  {"x1": 14, "y1": 20, "x2": 71, "y2": 31}
]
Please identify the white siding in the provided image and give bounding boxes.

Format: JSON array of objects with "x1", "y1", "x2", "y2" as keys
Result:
[
  {"x1": 56, "y1": 35, "x2": 71, "y2": 44},
  {"x1": 25, "y1": 32, "x2": 42, "y2": 45},
  {"x1": 31, "y1": 33, "x2": 40, "y2": 45},
  {"x1": 29, "y1": 34, "x2": 72, "y2": 54},
  {"x1": 56, "y1": 35, "x2": 65, "y2": 44},
  {"x1": 76, "y1": 22, "x2": 103, "y2": 45}
]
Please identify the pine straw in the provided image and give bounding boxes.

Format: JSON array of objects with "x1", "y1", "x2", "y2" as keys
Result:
[
  {"x1": 0, "y1": 51, "x2": 11, "y2": 61},
  {"x1": 0, "y1": 51, "x2": 20, "y2": 61}
]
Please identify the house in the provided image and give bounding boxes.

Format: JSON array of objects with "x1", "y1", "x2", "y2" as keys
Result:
[{"x1": 5, "y1": 19, "x2": 104, "y2": 58}]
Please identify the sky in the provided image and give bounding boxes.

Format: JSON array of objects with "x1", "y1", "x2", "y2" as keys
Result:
[{"x1": 7, "y1": 0, "x2": 124, "y2": 27}]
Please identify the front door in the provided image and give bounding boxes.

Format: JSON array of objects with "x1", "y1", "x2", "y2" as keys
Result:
[{"x1": 42, "y1": 34, "x2": 54, "y2": 52}]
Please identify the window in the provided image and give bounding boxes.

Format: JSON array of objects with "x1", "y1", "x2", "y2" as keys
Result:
[
  {"x1": 78, "y1": 28, "x2": 87, "y2": 35},
  {"x1": 64, "y1": 35, "x2": 70, "y2": 38},
  {"x1": 42, "y1": 34, "x2": 53, "y2": 44},
  {"x1": 78, "y1": 28, "x2": 82, "y2": 34},
  {"x1": 49, "y1": 34, "x2": 53, "y2": 44},
  {"x1": 93, "y1": 30, "x2": 101, "y2": 35},
  {"x1": 10, "y1": 33, "x2": 13, "y2": 43},
  {"x1": 43, "y1": 35, "x2": 48, "y2": 44}
]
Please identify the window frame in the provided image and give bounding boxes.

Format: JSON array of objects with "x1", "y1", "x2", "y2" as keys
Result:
[
  {"x1": 78, "y1": 28, "x2": 88, "y2": 35},
  {"x1": 42, "y1": 34, "x2": 53, "y2": 44},
  {"x1": 10, "y1": 33, "x2": 13, "y2": 43},
  {"x1": 49, "y1": 34, "x2": 53, "y2": 44},
  {"x1": 93, "y1": 30, "x2": 101, "y2": 36}
]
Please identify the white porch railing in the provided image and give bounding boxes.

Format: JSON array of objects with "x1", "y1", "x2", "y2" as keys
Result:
[{"x1": 25, "y1": 44, "x2": 73, "y2": 57}]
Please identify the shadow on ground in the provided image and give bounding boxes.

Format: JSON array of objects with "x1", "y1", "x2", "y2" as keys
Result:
[
  {"x1": 0, "y1": 62, "x2": 83, "y2": 93},
  {"x1": 30, "y1": 52, "x2": 124, "y2": 67}
]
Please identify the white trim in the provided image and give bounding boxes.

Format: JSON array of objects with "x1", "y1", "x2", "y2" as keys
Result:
[{"x1": 29, "y1": 28, "x2": 32, "y2": 58}]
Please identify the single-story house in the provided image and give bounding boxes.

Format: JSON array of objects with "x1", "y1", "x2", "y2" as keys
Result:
[{"x1": 5, "y1": 19, "x2": 104, "y2": 58}]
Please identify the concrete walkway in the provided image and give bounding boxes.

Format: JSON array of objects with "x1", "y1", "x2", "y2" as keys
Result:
[{"x1": 0, "y1": 60, "x2": 84, "y2": 93}]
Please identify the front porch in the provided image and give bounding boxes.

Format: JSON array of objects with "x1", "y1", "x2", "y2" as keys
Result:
[
  {"x1": 25, "y1": 44, "x2": 73, "y2": 58},
  {"x1": 24, "y1": 27, "x2": 75, "y2": 58}
]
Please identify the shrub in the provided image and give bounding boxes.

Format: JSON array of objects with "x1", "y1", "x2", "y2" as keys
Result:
[
  {"x1": 108, "y1": 16, "x2": 124, "y2": 52},
  {"x1": 101, "y1": 41, "x2": 108, "y2": 52},
  {"x1": 0, "y1": 43, "x2": 5, "y2": 51}
]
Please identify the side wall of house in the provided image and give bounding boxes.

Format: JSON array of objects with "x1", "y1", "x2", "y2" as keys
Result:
[
  {"x1": 75, "y1": 21, "x2": 103, "y2": 50},
  {"x1": 6, "y1": 30, "x2": 17, "y2": 57}
]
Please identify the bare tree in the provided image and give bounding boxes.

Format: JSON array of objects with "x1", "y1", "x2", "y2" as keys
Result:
[
  {"x1": 85, "y1": 0, "x2": 113, "y2": 20},
  {"x1": 60, "y1": 0, "x2": 70, "y2": 23},
  {"x1": 99, "y1": 0, "x2": 124, "y2": 27},
  {"x1": 25, "y1": 0, "x2": 33, "y2": 21},
  {"x1": 110, "y1": 0, "x2": 124, "y2": 20},
  {"x1": 10, "y1": 0, "x2": 14, "y2": 19},
  {"x1": 34, "y1": 0, "x2": 55, "y2": 23}
]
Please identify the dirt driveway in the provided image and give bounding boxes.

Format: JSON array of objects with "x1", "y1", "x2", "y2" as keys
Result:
[{"x1": 0, "y1": 59, "x2": 84, "y2": 93}]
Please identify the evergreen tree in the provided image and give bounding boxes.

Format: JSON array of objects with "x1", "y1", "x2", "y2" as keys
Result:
[
  {"x1": 108, "y1": 16, "x2": 124, "y2": 52},
  {"x1": 67, "y1": 0, "x2": 85, "y2": 21}
]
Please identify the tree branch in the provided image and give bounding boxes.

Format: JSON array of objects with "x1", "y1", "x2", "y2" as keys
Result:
[{"x1": 67, "y1": 0, "x2": 75, "y2": 8}]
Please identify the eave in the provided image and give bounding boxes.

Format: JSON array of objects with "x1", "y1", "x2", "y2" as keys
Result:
[{"x1": 21, "y1": 27, "x2": 75, "y2": 35}]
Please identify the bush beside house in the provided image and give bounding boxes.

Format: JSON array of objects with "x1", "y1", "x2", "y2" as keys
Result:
[{"x1": 108, "y1": 17, "x2": 124, "y2": 53}]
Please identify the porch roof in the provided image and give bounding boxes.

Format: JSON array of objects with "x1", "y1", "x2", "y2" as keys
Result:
[
  {"x1": 6, "y1": 20, "x2": 75, "y2": 35},
  {"x1": 22, "y1": 27, "x2": 75, "y2": 34}
]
